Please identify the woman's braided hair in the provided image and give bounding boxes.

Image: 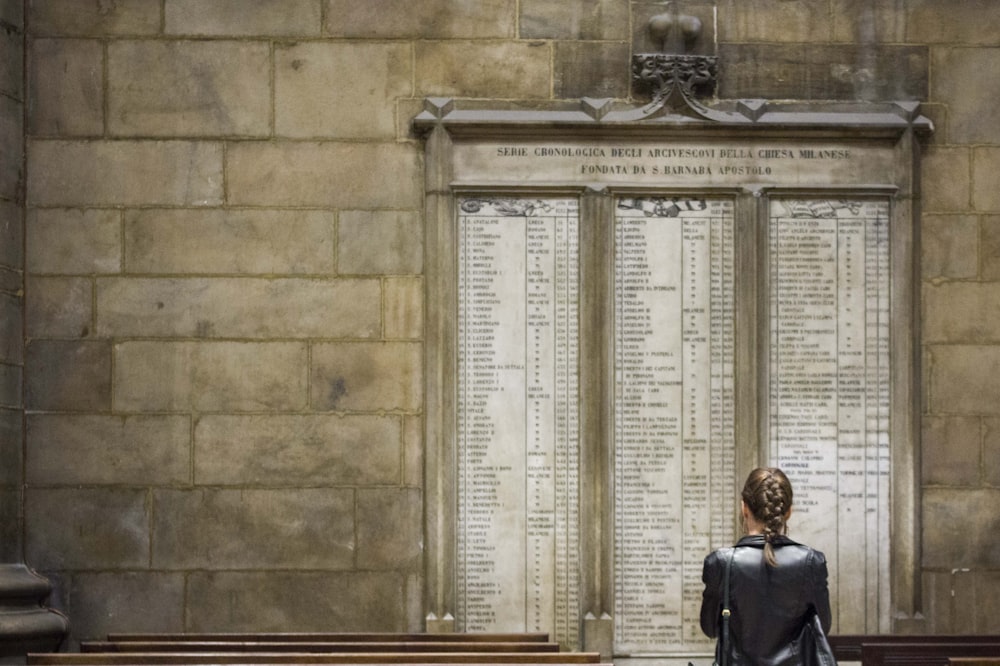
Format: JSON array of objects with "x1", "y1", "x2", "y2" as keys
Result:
[{"x1": 741, "y1": 467, "x2": 793, "y2": 567}]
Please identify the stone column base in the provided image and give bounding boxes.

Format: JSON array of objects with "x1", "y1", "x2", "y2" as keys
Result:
[{"x1": 0, "y1": 565, "x2": 69, "y2": 657}]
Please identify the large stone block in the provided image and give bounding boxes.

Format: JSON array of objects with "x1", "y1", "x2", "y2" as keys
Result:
[
  {"x1": 973, "y1": 147, "x2": 1000, "y2": 212},
  {"x1": 923, "y1": 487, "x2": 1000, "y2": 569},
  {"x1": 0, "y1": 14, "x2": 22, "y2": 100},
  {"x1": 983, "y1": 215, "x2": 1000, "y2": 281},
  {"x1": 0, "y1": 407, "x2": 21, "y2": 484},
  {"x1": 108, "y1": 40, "x2": 270, "y2": 137},
  {"x1": 25, "y1": 339, "x2": 110, "y2": 411},
  {"x1": 717, "y1": 0, "x2": 830, "y2": 42},
  {"x1": 521, "y1": 0, "x2": 627, "y2": 40},
  {"x1": 0, "y1": 0, "x2": 22, "y2": 26},
  {"x1": 311, "y1": 342, "x2": 422, "y2": 412},
  {"x1": 338, "y1": 210, "x2": 422, "y2": 275},
  {"x1": 984, "y1": 417, "x2": 1000, "y2": 487},
  {"x1": 186, "y1": 571, "x2": 407, "y2": 631},
  {"x1": 27, "y1": 0, "x2": 160, "y2": 36},
  {"x1": 0, "y1": 200, "x2": 22, "y2": 270},
  {"x1": 922, "y1": 570, "x2": 959, "y2": 633},
  {"x1": 114, "y1": 341, "x2": 307, "y2": 412},
  {"x1": 908, "y1": 0, "x2": 1000, "y2": 46},
  {"x1": 0, "y1": 266, "x2": 18, "y2": 293},
  {"x1": 165, "y1": 0, "x2": 320, "y2": 36},
  {"x1": 28, "y1": 140, "x2": 224, "y2": 207},
  {"x1": 124, "y1": 209, "x2": 334, "y2": 275},
  {"x1": 25, "y1": 488, "x2": 149, "y2": 569},
  {"x1": 322, "y1": 0, "x2": 515, "y2": 39},
  {"x1": 26, "y1": 414, "x2": 190, "y2": 485},
  {"x1": 924, "y1": 283, "x2": 1000, "y2": 343},
  {"x1": 152, "y1": 488, "x2": 355, "y2": 569},
  {"x1": 921, "y1": 569, "x2": 994, "y2": 633},
  {"x1": 921, "y1": 146, "x2": 971, "y2": 213},
  {"x1": 97, "y1": 278, "x2": 379, "y2": 339},
  {"x1": 415, "y1": 41, "x2": 551, "y2": 99},
  {"x1": 356, "y1": 488, "x2": 422, "y2": 571},
  {"x1": 0, "y1": 95, "x2": 22, "y2": 201},
  {"x1": 932, "y1": 49, "x2": 1000, "y2": 145},
  {"x1": 975, "y1": 571, "x2": 1000, "y2": 633},
  {"x1": 26, "y1": 277, "x2": 92, "y2": 338},
  {"x1": 227, "y1": 142, "x2": 421, "y2": 209},
  {"x1": 921, "y1": 415, "x2": 981, "y2": 487},
  {"x1": 68, "y1": 572, "x2": 185, "y2": 642},
  {"x1": 29, "y1": 38, "x2": 103, "y2": 136},
  {"x1": 921, "y1": 214, "x2": 978, "y2": 280},
  {"x1": 0, "y1": 363, "x2": 19, "y2": 411},
  {"x1": 554, "y1": 42, "x2": 630, "y2": 100},
  {"x1": 26, "y1": 208, "x2": 121, "y2": 274},
  {"x1": 718, "y1": 43, "x2": 927, "y2": 101},
  {"x1": 275, "y1": 42, "x2": 411, "y2": 139},
  {"x1": 831, "y1": 0, "x2": 907, "y2": 44},
  {"x1": 928, "y1": 345, "x2": 1000, "y2": 415},
  {"x1": 384, "y1": 277, "x2": 423, "y2": 341},
  {"x1": 0, "y1": 291, "x2": 22, "y2": 364},
  {"x1": 194, "y1": 414, "x2": 402, "y2": 486},
  {"x1": 0, "y1": 489, "x2": 19, "y2": 562},
  {"x1": 403, "y1": 414, "x2": 422, "y2": 488}
]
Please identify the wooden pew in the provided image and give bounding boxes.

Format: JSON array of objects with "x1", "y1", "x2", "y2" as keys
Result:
[
  {"x1": 79, "y1": 643, "x2": 562, "y2": 655},
  {"x1": 28, "y1": 653, "x2": 606, "y2": 665},
  {"x1": 861, "y1": 642, "x2": 1000, "y2": 666},
  {"x1": 949, "y1": 660, "x2": 1000, "y2": 666},
  {"x1": 102, "y1": 636, "x2": 551, "y2": 645},
  {"x1": 829, "y1": 635, "x2": 1000, "y2": 663}
]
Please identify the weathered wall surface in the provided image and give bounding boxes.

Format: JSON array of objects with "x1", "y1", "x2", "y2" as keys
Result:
[{"x1": 16, "y1": 0, "x2": 1000, "y2": 646}]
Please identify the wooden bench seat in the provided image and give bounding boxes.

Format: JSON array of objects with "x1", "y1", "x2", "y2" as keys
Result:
[
  {"x1": 102, "y1": 636, "x2": 551, "y2": 645},
  {"x1": 949, "y1": 659, "x2": 1000, "y2": 666},
  {"x1": 28, "y1": 653, "x2": 604, "y2": 665},
  {"x1": 828, "y1": 635, "x2": 1000, "y2": 663},
  {"x1": 861, "y1": 642, "x2": 1000, "y2": 666},
  {"x1": 80, "y1": 644, "x2": 561, "y2": 655}
]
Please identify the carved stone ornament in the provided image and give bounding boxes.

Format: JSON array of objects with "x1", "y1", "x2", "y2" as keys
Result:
[
  {"x1": 632, "y1": 5, "x2": 719, "y2": 117},
  {"x1": 632, "y1": 53, "x2": 718, "y2": 106}
]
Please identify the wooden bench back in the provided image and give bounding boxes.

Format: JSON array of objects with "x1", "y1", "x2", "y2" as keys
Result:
[
  {"x1": 103, "y1": 635, "x2": 552, "y2": 644},
  {"x1": 80, "y1": 643, "x2": 562, "y2": 655},
  {"x1": 29, "y1": 653, "x2": 604, "y2": 665}
]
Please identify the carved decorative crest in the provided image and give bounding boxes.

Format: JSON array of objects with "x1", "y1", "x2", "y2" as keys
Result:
[{"x1": 632, "y1": 53, "x2": 718, "y2": 105}]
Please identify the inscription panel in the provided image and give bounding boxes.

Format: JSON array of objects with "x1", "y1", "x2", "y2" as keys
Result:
[
  {"x1": 767, "y1": 198, "x2": 891, "y2": 634},
  {"x1": 613, "y1": 197, "x2": 736, "y2": 654},
  {"x1": 456, "y1": 197, "x2": 581, "y2": 648},
  {"x1": 454, "y1": 141, "x2": 892, "y2": 188}
]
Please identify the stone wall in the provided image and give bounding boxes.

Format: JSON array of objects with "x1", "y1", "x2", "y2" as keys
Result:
[
  {"x1": 17, "y1": 0, "x2": 1000, "y2": 647},
  {"x1": 1, "y1": 0, "x2": 24, "y2": 565},
  {"x1": 913, "y1": 0, "x2": 1000, "y2": 633}
]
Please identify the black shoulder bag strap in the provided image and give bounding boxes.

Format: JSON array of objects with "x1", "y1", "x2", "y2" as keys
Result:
[{"x1": 719, "y1": 548, "x2": 735, "y2": 666}]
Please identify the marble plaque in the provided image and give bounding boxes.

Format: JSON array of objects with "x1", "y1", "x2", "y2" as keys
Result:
[
  {"x1": 767, "y1": 198, "x2": 891, "y2": 634},
  {"x1": 455, "y1": 197, "x2": 581, "y2": 647},
  {"x1": 612, "y1": 197, "x2": 736, "y2": 654}
]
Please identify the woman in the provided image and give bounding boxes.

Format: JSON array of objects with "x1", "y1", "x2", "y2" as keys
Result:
[{"x1": 700, "y1": 467, "x2": 832, "y2": 666}]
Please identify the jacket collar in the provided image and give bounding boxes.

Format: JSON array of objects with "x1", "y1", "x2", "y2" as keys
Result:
[{"x1": 735, "y1": 534, "x2": 800, "y2": 548}]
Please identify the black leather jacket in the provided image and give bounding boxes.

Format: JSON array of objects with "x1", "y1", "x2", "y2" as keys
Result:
[{"x1": 700, "y1": 535, "x2": 832, "y2": 666}]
